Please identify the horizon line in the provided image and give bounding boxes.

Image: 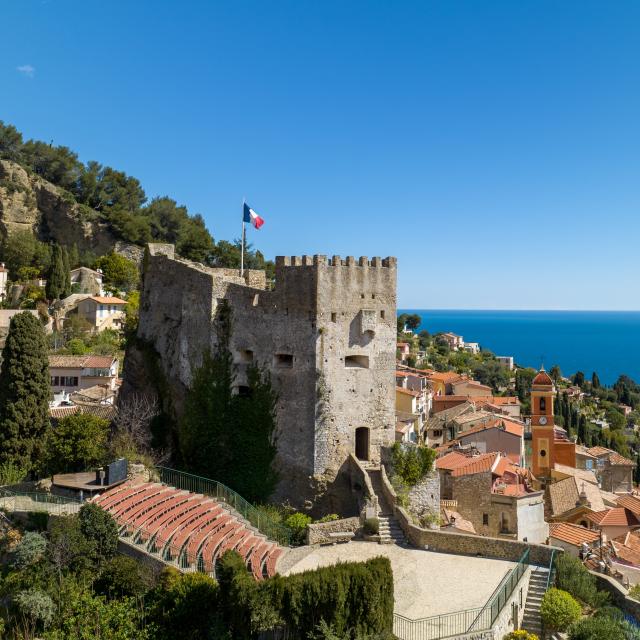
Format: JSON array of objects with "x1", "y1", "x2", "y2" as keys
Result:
[{"x1": 397, "y1": 308, "x2": 640, "y2": 313}]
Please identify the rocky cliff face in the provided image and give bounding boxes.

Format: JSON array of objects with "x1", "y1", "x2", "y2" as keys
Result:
[{"x1": 0, "y1": 159, "x2": 116, "y2": 253}]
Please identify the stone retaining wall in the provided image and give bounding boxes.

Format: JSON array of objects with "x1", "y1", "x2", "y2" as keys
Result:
[
  {"x1": 379, "y1": 465, "x2": 559, "y2": 567},
  {"x1": 349, "y1": 454, "x2": 378, "y2": 519},
  {"x1": 307, "y1": 517, "x2": 361, "y2": 545},
  {"x1": 591, "y1": 571, "x2": 640, "y2": 621}
]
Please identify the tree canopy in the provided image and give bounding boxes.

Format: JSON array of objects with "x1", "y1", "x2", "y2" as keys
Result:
[{"x1": 0, "y1": 312, "x2": 50, "y2": 474}]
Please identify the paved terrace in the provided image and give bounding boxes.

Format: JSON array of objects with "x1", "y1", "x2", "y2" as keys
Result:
[{"x1": 284, "y1": 541, "x2": 517, "y2": 619}]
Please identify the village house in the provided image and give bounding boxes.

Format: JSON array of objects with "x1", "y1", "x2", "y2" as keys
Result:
[
  {"x1": 436, "y1": 450, "x2": 547, "y2": 543},
  {"x1": 77, "y1": 295, "x2": 127, "y2": 332},
  {"x1": 0, "y1": 309, "x2": 43, "y2": 348},
  {"x1": 546, "y1": 476, "x2": 617, "y2": 526},
  {"x1": 70, "y1": 266, "x2": 105, "y2": 296},
  {"x1": 395, "y1": 413, "x2": 419, "y2": 444},
  {"x1": 440, "y1": 332, "x2": 464, "y2": 351},
  {"x1": 423, "y1": 401, "x2": 475, "y2": 447},
  {"x1": 396, "y1": 341, "x2": 411, "y2": 364},
  {"x1": 49, "y1": 354, "x2": 119, "y2": 397},
  {"x1": 443, "y1": 418, "x2": 525, "y2": 466},
  {"x1": 496, "y1": 356, "x2": 514, "y2": 370},
  {"x1": 431, "y1": 393, "x2": 522, "y2": 417},
  {"x1": 451, "y1": 378, "x2": 493, "y2": 398},
  {"x1": 587, "y1": 446, "x2": 634, "y2": 494},
  {"x1": 584, "y1": 508, "x2": 640, "y2": 541},
  {"x1": 463, "y1": 342, "x2": 480, "y2": 354},
  {"x1": 548, "y1": 522, "x2": 601, "y2": 558}
]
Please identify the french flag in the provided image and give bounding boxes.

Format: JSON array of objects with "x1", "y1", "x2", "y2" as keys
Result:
[{"x1": 243, "y1": 202, "x2": 265, "y2": 229}]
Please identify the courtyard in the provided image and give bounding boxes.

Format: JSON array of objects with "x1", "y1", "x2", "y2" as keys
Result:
[{"x1": 283, "y1": 541, "x2": 516, "y2": 620}]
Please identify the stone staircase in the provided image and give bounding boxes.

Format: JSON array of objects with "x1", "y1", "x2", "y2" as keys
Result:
[
  {"x1": 366, "y1": 468, "x2": 407, "y2": 545},
  {"x1": 521, "y1": 565, "x2": 549, "y2": 637}
]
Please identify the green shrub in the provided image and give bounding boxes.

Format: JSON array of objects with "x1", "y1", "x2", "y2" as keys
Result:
[
  {"x1": 284, "y1": 512, "x2": 312, "y2": 545},
  {"x1": 94, "y1": 555, "x2": 154, "y2": 599},
  {"x1": 540, "y1": 588, "x2": 581, "y2": 632},
  {"x1": 629, "y1": 583, "x2": 640, "y2": 601},
  {"x1": 11, "y1": 531, "x2": 47, "y2": 569},
  {"x1": 364, "y1": 518, "x2": 379, "y2": 535},
  {"x1": 391, "y1": 442, "x2": 436, "y2": 486},
  {"x1": 317, "y1": 513, "x2": 340, "y2": 523},
  {"x1": 147, "y1": 569, "x2": 224, "y2": 640},
  {"x1": 569, "y1": 615, "x2": 626, "y2": 640},
  {"x1": 78, "y1": 502, "x2": 118, "y2": 564},
  {"x1": 218, "y1": 551, "x2": 394, "y2": 639},
  {"x1": 26, "y1": 511, "x2": 49, "y2": 531},
  {"x1": 555, "y1": 554, "x2": 609, "y2": 608}
]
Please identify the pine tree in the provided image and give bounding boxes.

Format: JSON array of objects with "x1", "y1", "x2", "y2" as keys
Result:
[
  {"x1": 0, "y1": 312, "x2": 51, "y2": 473},
  {"x1": 592, "y1": 371, "x2": 600, "y2": 390},
  {"x1": 45, "y1": 244, "x2": 65, "y2": 301},
  {"x1": 61, "y1": 245, "x2": 71, "y2": 298}
]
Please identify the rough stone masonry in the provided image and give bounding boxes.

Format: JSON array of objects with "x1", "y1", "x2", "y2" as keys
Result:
[{"x1": 128, "y1": 244, "x2": 397, "y2": 511}]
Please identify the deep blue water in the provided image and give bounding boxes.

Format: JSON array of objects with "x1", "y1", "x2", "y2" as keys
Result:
[{"x1": 398, "y1": 309, "x2": 640, "y2": 386}]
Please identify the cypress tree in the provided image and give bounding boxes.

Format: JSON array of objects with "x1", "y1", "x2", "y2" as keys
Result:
[
  {"x1": 578, "y1": 414, "x2": 587, "y2": 444},
  {"x1": 592, "y1": 371, "x2": 600, "y2": 390},
  {"x1": 0, "y1": 312, "x2": 50, "y2": 473},
  {"x1": 45, "y1": 244, "x2": 65, "y2": 301},
  {"x1": 61, "y1": 245, "x2": 71, "y2": 298}
]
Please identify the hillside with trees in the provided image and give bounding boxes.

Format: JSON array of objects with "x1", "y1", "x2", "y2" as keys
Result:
[{"x1": 0, "y1": 121, "x2": 272, "y2": 275}]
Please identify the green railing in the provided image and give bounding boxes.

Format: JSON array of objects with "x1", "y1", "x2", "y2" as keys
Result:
[
  {"x1": 156, "y1": 467, "x2": 291, "y2": 547},
  {"x1": 546, "y1": 549, "x2": 556, "y2": 591},
  {"x1": 0, "y1": 488, "x2": 82, "y2": 516},
  {"x1": 393, "y1": 607, "x2": 485, "y2": 640},
  {"x1": 467, "y1": 548, "x2": 530, "y2": 633}
]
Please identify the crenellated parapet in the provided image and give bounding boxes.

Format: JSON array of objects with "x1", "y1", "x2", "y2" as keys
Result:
[{"x1": 275, "y1": 255, "x2": 397, "y2": 268}]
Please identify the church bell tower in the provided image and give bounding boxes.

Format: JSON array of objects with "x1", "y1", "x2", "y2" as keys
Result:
[{"x1": 530, "y1": 367, "x2": 555, "y2": 477}]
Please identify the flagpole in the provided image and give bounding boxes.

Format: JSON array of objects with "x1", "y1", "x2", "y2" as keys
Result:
[{"x1": 240, "y1": 198, "x2": 245, "y2": 278}]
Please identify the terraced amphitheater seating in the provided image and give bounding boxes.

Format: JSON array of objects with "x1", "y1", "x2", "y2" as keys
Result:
[{"x1": 93, "y1": 481, "x2": 287, "y2": 579}]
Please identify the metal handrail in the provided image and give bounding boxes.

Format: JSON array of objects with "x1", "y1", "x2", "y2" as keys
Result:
[
  {"x1": 0, "y1": 488, "x2": 82, "y2": 516},
  {"x1": 155, "y1": 466, "x2": 291, "y2": 546},
  {"x1": 546, "y1": 549, "x2": 556, "y2": 591},
  {"x1": 467, "y1": 548, "x2": 530, "y2": 632},
  {"x1": 393, "y1": 607, "x2": 485, "y2": 640}
]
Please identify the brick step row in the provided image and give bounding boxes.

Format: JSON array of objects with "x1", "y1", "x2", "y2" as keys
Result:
[{"x1": 93, "y1": 481, "x2": 286, "y2": 580}]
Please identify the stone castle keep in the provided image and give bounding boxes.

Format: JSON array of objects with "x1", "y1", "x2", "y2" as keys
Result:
[{"x1": 134, "y1": 244, "x2": 397, "y2": 508}]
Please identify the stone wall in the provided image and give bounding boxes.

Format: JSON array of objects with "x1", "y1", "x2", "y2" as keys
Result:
[
  {"x1": 592, "y1": 571, "x2": 640, "y2": 622},
  {"x1": 349, "y1": 454, "x2": 378, "y2": 519},
  {"x1": 129, "y1": 246, "x2": 397, "y2": 510},
  {"x1": 379, "y1": 465, "x2": 560, "y2": 567},
  {"x1": 407, "y1": 471, "x2": 440, "y2": 519},
  {"x1": 307, "y1": 517, "x2": 361, "y2": 545}
]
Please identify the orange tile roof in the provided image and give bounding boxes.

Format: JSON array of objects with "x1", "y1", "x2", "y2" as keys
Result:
[
  {"x1": 587, "y1": 447, "x2": 634, "y2": 466},
  {"x1": 585, "y1": 508, "x2": 640, "y2": 527},
  {"x1": 49, "y1": 405, "x2": 81, "y2": 419},
  {"x1": 488, "y1": 396, "x2": 521, "y2": 406},
  {"x1": 532, "y1": 369, "x2": 553, "y2": 386},
  {"x1": 616, "y1": 495, "x2": 640, "y2": 516},
  {"x1": 458, "y1": 418, "x2": 524, "y2": 439},
  {"x1": 451, "y1": 453, "x2": 499, "y2": 477},
  {"x1": 425, "y1": 371, "x2": 465, "y2": 383},
  {"x1": 436, "y1": 451, "x2": 471, "y2": 471},
  {"x1": 549, "y1": 522, "x2": 600, "y2": 547},
  {"x1": 90, "y1": 296, "x2": 127, "y2": 304}
]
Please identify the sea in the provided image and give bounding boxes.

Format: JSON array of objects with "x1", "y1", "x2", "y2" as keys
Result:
[{"x1": 398, "y1": 309, "x2": 640, "y2": 386}]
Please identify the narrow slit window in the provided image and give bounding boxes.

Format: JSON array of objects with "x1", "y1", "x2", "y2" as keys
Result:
[{"x1": 331, "y1": 312, "x2": 337, "y2": 322}]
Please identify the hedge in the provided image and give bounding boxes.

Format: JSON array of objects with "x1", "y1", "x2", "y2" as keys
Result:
[{"x1": 217, "y1": 551, "x2": 394, "y2": 639}]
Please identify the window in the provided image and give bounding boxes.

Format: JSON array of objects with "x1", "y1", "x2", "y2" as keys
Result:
[
  {"x1": 252, "y1": 294, "x2": 259, "y2": 306},
  {"x1": 274, "y1": 353, "x2": 293, "y2": 368},
  {"x1": 482, "y1": 513, "x2": 489, "y2": 526},
  {"x1": 345, "y1": 355, "x2": 369, "y2": 369},
  {"x1": 51, "y1": 376, "x2": 59, "y2": 386},
  {"x1": 237, "y1": 349, "x2": 254, "y2": 363},
  {"x1": 540, "y1": 449, "x2": 547, "y2": 458},
  {"x1": 331, "y1": 312, "x2": 337, "y2": 322},
  {"x1": 371, "y1": 294, "x2": 376, "y2": 299},
  {"x1": 433, "y1": 429, "x2": 443, "y2": 437},
  {"x1": 380, "y1": 310, "x2": 385, "y2": 319},
  {"x1": 540, "y1": 398, "x2": 546, "y2": 412},
  {"x1": 236, "y1": 385, "x2": 251, "y2": 397}
]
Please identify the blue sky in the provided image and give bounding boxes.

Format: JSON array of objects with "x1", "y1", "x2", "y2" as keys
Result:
[{"x1": 2, "y1": 1, "x2": 639, "y2": 310}]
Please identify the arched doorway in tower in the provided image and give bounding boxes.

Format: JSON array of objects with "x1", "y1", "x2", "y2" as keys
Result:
[{"x1": 355, "y1": 427, "x2": 370, "y2": 461}]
